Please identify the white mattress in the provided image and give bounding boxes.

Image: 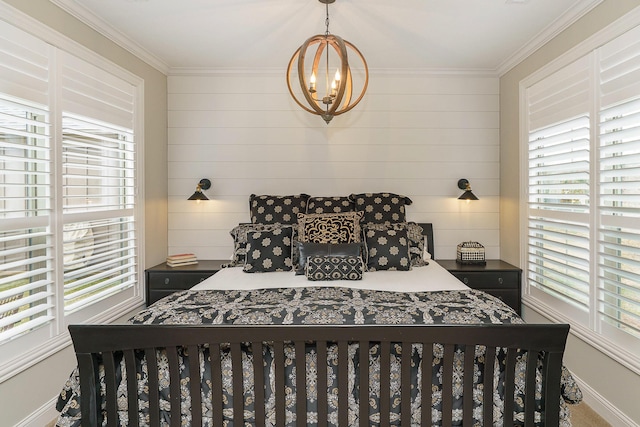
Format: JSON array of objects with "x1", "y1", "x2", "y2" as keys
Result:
[{"x1": 192, "y1": 261, "x2": 468, "y2": 293}]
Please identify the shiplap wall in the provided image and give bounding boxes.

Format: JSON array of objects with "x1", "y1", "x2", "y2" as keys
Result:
[{"x1": 167, "y1": 71, "x2": 500, "y2": 261}]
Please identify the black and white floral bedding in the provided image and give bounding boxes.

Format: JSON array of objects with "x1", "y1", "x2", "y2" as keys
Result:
[{"x1": 56, "y1": 287, "x2": 582, "y2": 426}]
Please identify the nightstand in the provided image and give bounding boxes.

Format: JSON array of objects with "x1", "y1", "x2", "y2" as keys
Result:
[
  {"x1": 436, "y1": 259, "x2": 522, "y2": 315},
  {"x1": 145, "y1": 260, "x2": 227, "y2": 306}
]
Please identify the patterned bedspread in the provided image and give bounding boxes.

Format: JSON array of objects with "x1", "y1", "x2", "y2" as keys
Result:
[{"x1": 55, "y1": 287, "x2": 582, "y2": 426}]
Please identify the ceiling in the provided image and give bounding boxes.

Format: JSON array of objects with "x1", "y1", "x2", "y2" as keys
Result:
[{"x1": 52, "y1": 0, "x2": 601, "y2": 75}]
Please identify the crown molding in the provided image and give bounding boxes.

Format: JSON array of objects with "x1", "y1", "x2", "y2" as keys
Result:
[
  {"x1": 497, "y1": 0, "x2": 603, "y2": 76},
  {"x1": 49, "y1": 0, "x2": 169, "y2": 75},
  {"x1": 168, "y1": 66, "x2": 499, "y2": 78}
]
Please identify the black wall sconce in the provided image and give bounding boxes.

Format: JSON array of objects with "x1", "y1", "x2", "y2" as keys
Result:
[
  {"x1": 457, "y1": 179, "x2": 478, "y2": 200},
  {"x1": 188, "y1": 178, "x2": 211, "y2": 201}
]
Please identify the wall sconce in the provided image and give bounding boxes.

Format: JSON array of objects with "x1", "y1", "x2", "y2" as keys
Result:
[
  {"x1": 457, "y1": 179, "x2": 478, "y2": 200},
  {"x1": 188, "y1": 178, "x2": 211, "y2": 201}
]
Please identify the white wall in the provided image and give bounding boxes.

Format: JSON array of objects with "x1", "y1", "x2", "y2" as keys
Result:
[{"x1": 167, "y1": 71, "x2": 500, "y2": 262}]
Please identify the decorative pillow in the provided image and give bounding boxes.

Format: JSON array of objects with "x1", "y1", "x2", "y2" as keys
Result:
[
  {"x1": 295, "y1": 241, "x2": 363, "y2": 275},
  {"x1": 363, "y1": 222, "x2": 428, "y2": 267},
  {"x1": 306, "y1": 196, "x2": 355, "y2": 214},
  {"x1": 249, "y1": 194, "x2": 310, "y2": 225},
  {"x1": 297, "y1": 211, "x2": 364, "y2": 244},
  {"x1": 226, "y1": 223, "x2": 288, "y2": 267},
  {"x1": 305, "y1": 255, "x2": 364, "y2": 281},
  {"x1": 243, "y1": 226, "x2": 294, "y2": 273},
  {"x1": 349, "y1": 193, "x2": 413, "y2": 225},
  {"x1": 364, "y1": 227, "x2": 411, "y2": 271}
]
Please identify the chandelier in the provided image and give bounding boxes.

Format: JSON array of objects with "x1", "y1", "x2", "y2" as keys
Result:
[{"x1": 286, "y1": 0, "x2": 369, "y2": 124}]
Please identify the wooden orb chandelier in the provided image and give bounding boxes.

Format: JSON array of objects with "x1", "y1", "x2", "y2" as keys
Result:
[{"x1": 286, "y1": 0, "x2": 369, "y2": 124}]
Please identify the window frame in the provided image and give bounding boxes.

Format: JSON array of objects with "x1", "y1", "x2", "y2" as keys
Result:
[
  {"x1": 0, "y1": 5, "x2": 145, "y2": 382},
  {"x1": 520, "y1": 8, "x2": 640, "y2": 374}
]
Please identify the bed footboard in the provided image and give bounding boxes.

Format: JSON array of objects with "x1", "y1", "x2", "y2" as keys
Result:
[{"x1": 69, "y1": 323, "x2": 569, "y2": 427}]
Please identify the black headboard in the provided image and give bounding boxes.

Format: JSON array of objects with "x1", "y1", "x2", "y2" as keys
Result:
[{"x1": 417, "y1": 223, "x2": 435, "y2": 260}]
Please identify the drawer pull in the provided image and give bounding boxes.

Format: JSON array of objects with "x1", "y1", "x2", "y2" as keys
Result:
[
  {"x1": 164, "y1": 278, "x2": 170, "y2": 285},
  {"x1": 498, "y1": 277, "x2": 503, "y2": 285},
  {"x1": 463, "y1": 277, "x2": 469, "y2": 285}
]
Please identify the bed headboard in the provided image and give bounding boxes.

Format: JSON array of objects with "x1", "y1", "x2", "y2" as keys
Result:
[{"x1": 417, "y1": 222, "x2": 435, "y2": 260}]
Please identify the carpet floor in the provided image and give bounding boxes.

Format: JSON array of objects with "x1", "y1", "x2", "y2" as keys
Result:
[{"x1": 570, "y1": 402, "x2": 612, "y2": 427}]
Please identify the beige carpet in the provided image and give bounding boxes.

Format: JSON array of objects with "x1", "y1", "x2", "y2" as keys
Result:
[{"x1": 571, "y1": 402, "x2": 612, "y2": 427}]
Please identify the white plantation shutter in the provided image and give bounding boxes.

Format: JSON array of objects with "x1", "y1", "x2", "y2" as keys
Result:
[
  {"x1": 60, "y1": 60, "x2": 138, "y2": 316},
  {"x1": 0, "y1": 48, "x2": 54, "y2": 343},
  {"x1": 62, "y1": 116, "x2": 137, "y2": 312},
  {"x1": 525, "y1": 24, "x2": 640, "y2": 358},
  {"x1": 0, "y1": 17, "x2": 142, "y2": 380},
  {"x1": 526, "y1": 55, "x2": 592, "y2": 325},
  {"x1": 597, "y1": 26, "x2": 640, "y2": 342}
]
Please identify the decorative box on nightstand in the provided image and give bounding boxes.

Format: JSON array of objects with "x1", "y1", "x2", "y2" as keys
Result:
[
  {"x1": 436, "y1": 259, "x2": 522, "y2": 315},
  {"x1": 145, "y1": 260, "x2": 227, "y2": 306}
]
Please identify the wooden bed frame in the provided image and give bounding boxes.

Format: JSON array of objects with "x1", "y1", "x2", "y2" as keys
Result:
[{"x1": 69, "y1": 323, "x2": 569, "y2": 427}]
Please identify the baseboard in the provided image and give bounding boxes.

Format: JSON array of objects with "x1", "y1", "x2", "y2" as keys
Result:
[
  {"x1": 14, "y1": 396, "x2": 58, "y2": 427},
  {"x1": 572, "y1": 373, "x2": 639, "y2": 427}
]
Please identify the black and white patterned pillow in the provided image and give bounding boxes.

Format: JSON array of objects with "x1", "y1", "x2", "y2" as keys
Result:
[
  {"x1": 243, "y1": 226, "x2": 294, "y2": 272},
  {"x1": 226, "y1": 223, "x2": 290, "y2": 267},
  {"x1": 364, "y1": 227, "x2": 411, "y2": 271},
  {"x1": 296, "y1": 241, "x2": 363, "y2": 275},
  {"x1": 249, "y1": 194, "x2": 310, "y2": 225},
  {"x1": 306, "y1": 255, "x2": 364, "y2": 281},
  {"x1": 349, "y1": 192, "x2": 413, "y2": 224},
  {"x1": 297, "y1": 211, "x2": 364, "y2": 244},
  {"x1": 306, "y1": 196, "x2": 355, "y2": 214},
  {"x1": 363, "y1": 222, "x2": 427, "y2": 267}
]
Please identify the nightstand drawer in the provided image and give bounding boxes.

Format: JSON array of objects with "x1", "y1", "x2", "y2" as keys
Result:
[
  {"x1": 482, "y1": 289, "x2": 520, "y2": 312},
  {"x1": 145, "y1": 260, "x2": 226, "y2": 306},
  {"x1": 147, "y1": 271, "x2": 214, "y2": 290},
  {"x1": 450, "y1": 271, "x2": 519, "y2": 289}
]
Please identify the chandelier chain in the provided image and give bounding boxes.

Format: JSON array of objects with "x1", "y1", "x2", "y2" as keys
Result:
[{"x1": 325, "y1": 2, "x2": 330, "y2": 35}]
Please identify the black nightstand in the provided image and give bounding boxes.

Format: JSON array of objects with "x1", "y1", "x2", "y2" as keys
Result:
[
  {"x1": 145, "y1": 260, "x2": 227, "y2": 306},
  {"x1": 436, "y1": 260, "x2": 522, "y2": 315}
]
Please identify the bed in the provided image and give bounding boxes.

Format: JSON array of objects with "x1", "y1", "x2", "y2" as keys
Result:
[{"x1": 55, "y1": 193, "x2": 581, "y2": 426}]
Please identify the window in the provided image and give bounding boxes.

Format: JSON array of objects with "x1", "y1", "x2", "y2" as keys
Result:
[
  {"x1": 524, "y1": 23, "x2": 640, "y2": 365},
  {"x1": 0, "y1": 18, "x2": 143, "y2": 380}
]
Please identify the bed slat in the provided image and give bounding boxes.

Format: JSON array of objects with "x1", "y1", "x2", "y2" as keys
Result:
[
  {"x1": 400, "y1": 341, "x2": 412, "y2": 426},
  {"x1": 421, "y1": 341, "x2": 433, "y2": 426},
  {"x1": 210, "y1": 343, "x2": 223, "y2": 427},
  {"x1": 483, "y1": 345, "x2": 496, "y2": 426},
  {"x1": 358, "y1": 340, "x2": 369, "y2": 426},
  {"x1": 167, "y1": 347, "x2": 181, "y2": 427},
  {"x1": 338, "y1": 340, "x2": 349, "y2": 427},
  {"x1": 441, "y1": 343, "x2": 454, "y2": 426},
  {"x1": 295, "y1": 340, "x2": 306, "y2": 427},
  {"x1": 462, "y1": 344, "x2": 475, "y2": 425},
  {"x1": 231, "y1": 342, "x2": 243, "y2": 425},
  {"x1": 69, "y1": 323, "x2": 569, "y2": 427},
  {"x1": 317, "y1": 341, "x2": 328, "y2": 427},
  {"x1": 504, "y1": 348, "x2": 518, "y2": 427},
  {"x1": 123, "y1": 349, "x2": 139, "y2": 427},
  {"x1": 252, "y1": 341, "x2": 266, "y2": 425},
  {"x1": 144, "y1": 348, "x2": 160, "y2": 426},
  {"x1": 186, "y1": 345, "x2": 202, "y2": 427},
  {"x1": 524, "y1": 350, "x2": 537, "y2": 427},
  {"x1": 274, "y1": 340, "x2": 285, "y2": 426},
  {"x1": 103, "y1": 351, "x2": 118, "y2": 426}
]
